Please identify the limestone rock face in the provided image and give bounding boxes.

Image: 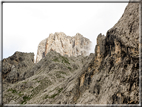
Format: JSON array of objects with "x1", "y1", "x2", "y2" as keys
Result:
[
  {"x1": 70, "y1": 2, "x2": 139, "y2": 104},
  {"x1": 106, "y1": 3, "x2": 139, "y2": 57},
  {"x1": 36, "y1": 39, "x2": 47, "y2": 63},
  {"x1": 36, "y1": 32, "x2": 92, "y2": 63}
]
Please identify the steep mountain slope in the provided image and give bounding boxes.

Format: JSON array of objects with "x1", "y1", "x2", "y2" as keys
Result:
[
  {"x1": 3, "y1": 51, "x2": 94, "y2": 104},
  {"x1": 2, "y1": 2, "x2": 140, "y2": 105},
  {"x1": 69, "y1": 2, "x2": 139, "y2": 104},
  {"x1": 36, "y1": 32, "x2": 92, "y2": 63}
]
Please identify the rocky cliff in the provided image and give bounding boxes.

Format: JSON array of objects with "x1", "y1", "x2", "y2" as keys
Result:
[
  {"x1": 71, "y1": 2, "x2": 139, "y2": 104},
  {"x1": 36, "y1": 32, "x2": 92, "y2": 63},
  {"x1": 2, "y1": 2, "x2": 140, "y2": 105},
  {"x1": 2, "y1": 51, "x2": 35, "y2": 84}
]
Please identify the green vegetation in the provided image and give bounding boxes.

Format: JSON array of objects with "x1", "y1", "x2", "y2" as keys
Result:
[
  {"x1": 61, "y1": 56, "x2": 70, "y2": 64},
  {"x1": 7, "y1": 88, "x2": 24, "y2": 97},
  {"x1": 18, "y1": 91, "x2": 24, "y2": 97},
  {"x1": 58, "y1": 88, "x2": 63, "y2": 93},
  {"x1": 68, "y1": 67, "x2": 72, "y2": 71},
  {"x1": 45, "y1": 88, "x2": 63, "y2": 99},
  {"x1": 20, "y1": 78, "x2": 52, "y2": 104},
  {"x1": 29, "y1": 86, "x2": 33, "y2": 88},
  {"x1": 22, "y1": 81, "x2": 27, "y2": 84},
  {"x1": 37, "y1": 81, "x2": 40, "y2": 83},
  {"x1": 7, "y1": 88, "x2": 17, "y2": 93},
  {"x1": 45, "y1": 93, "x2": 58, "y2": 99},
  {"x1": 31, "y1": 77, "x2": 52, "y2": 97},
  {"x1": 53, "y1": 56, "x2": 70, "y2": 65},
  {"x1": 33, "y1": 78, "x2": 38, "y2": 81},
  {"x1": 21, "y1": 95, "x2": 32, "y2": 104},
  {"x1": 53, "y1": 57, "x2": 59, "y2": 62}
]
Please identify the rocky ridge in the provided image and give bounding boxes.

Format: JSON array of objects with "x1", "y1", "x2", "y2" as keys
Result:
[
  {"x1": 2, "y1": 2, "x2": 140, "y2": 105},
  {"x1": 3, "y1": 51, "x2": 94, "y2": 104},
  {"x1": 36, "y1": 32, "x2": 92, "y2": 63},
  {"x1": 2, "y1": 52, "x2": 35, "y2": 84}
]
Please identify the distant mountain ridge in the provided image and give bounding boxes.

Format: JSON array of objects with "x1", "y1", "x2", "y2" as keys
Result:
[{"x1": 36, "y1": 32, "x2": 92, "y2": 63}]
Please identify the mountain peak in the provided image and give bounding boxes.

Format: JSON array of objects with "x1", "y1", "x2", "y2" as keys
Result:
[{"x1": 36, "y1": 32, "x2": 92, "y2": 63}]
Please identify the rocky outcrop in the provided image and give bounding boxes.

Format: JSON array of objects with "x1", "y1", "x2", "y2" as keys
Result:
[
  {"x1": 2, "y1": 51, "x2": 35, "y2": 84},
  {"x1": 35, "y1": 39, "x2": 47, "y2": 63},
  {"x1": 105, "y1": 3, "x2": 139, "y2": 58},
  {"x1": 36, "y1": 32, "x2": 92, "y2": 63}
]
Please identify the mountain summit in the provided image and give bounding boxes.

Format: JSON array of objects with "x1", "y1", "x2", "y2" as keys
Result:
[{"x1": 36, "y1": 32, "x2": 92, "y2": 63}]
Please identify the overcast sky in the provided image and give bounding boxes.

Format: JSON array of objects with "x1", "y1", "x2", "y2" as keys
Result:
[{"x1": 3, "y1": 2, "x2": 128, "y2": 60}]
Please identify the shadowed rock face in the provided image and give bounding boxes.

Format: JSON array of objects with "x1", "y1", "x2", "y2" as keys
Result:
[
  {"x1": 105, "y1": 3, "x2": 139, "y2": 58},
  {"x1": 36, "y1": 32, "x2": 92, "y2": 63},
  {"x1": 2, "y1": 52, "x2": 35, "y2": 84},
  {"x1": 2, "y1": 2, "x2": 140, "y2": 105}
]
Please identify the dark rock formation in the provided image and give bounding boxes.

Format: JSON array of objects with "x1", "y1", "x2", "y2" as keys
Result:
[
  {"x1": 106, "y1": 3, "x2": 139, "y2": 58},
  {"x1": 2, "y1": 51, "x2": 35, "y2": 84}
]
